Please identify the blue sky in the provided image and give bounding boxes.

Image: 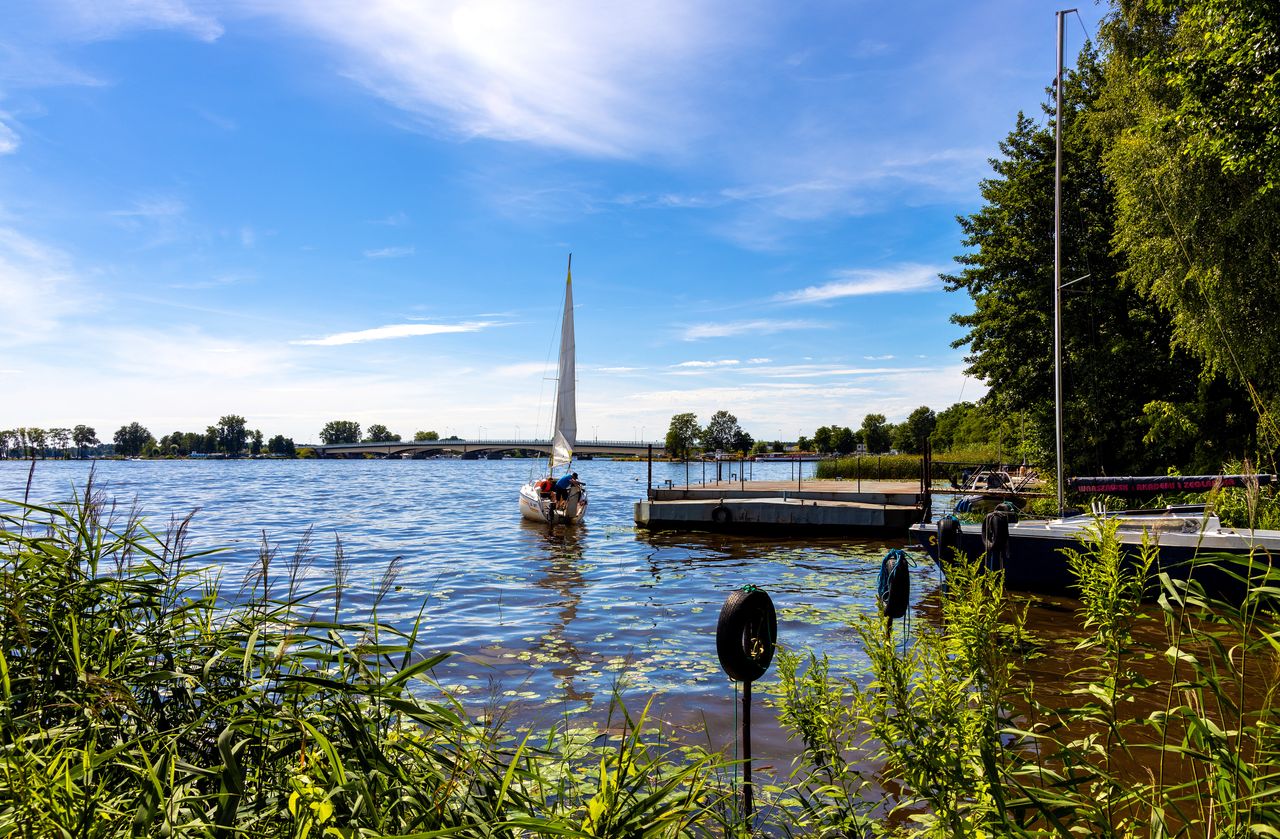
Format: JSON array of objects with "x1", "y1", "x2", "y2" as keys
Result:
[{"x1": 1, "y1": 1, "x2": 1105, "y2": 444}]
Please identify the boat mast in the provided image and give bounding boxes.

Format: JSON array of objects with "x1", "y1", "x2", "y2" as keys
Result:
[{"x1": 1054, "y1": 9, "x2": 1073, "y2": 515}]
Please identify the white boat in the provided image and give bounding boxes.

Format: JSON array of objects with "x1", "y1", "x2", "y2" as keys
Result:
[{"x1": 519, "y1": 257, "x2": 588, "y2": 524}]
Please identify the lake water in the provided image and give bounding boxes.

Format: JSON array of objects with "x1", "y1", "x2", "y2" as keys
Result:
[{"x1": 0, "y1": 457, "x2": 939, "y2": 760}]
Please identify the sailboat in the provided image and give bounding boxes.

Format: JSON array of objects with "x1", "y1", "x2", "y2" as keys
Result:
[
  {"x1": 907, "y1": 12, "x2": 1280, "y2": 600},
  {"x1": 519, "y1": 257, "x2": 588, "y2": 524}
]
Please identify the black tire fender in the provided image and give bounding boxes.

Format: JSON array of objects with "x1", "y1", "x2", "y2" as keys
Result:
[
  {"x1": 936, "y1": 515, "x2": 961, "y2": 562},
  {"x1": 716, "y1": 586, "x2": 777, "y2": 682},
  {"x1": 711, "y1": 504, "x2": 733, "y2": 524}
]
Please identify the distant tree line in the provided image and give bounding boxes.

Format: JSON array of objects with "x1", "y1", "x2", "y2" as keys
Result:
[
  {"x1": 317, "y1": 422, "x2": 442, "y2": 445},
  {"x1": 663, "y1": 402, "x2": 1026, "y2": 461}
]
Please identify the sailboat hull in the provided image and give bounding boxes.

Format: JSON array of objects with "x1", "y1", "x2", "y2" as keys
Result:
[{"x1": 519, "y1": 480, "x2": 588, "y2": 525}]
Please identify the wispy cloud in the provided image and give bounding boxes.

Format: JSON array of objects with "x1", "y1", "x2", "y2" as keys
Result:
[
  {"x1": 293, "y1": 321, "x2": 497, "y2": 347},
  {"x1": 56, "y1": 0, "x2": 224, "y2": 43},
  {"x1": 776, "y1": 263, "x2": 942, "y2": 303},
  {"x1": 864, "y1": 354, "x2": 895, "y2": 361},
  {"x1": 673, "y1": 359, "x2": 740, "y2": 368},
  {"x1": 363, "y1": 245, "x2": 415, "y2": 259},
  {"x1": 0, "y1": 227, "x2": 91, "y2": 345},
  {"x1": 680, "y1": 319, "x2": 823, "y2": 341},
  {"x1": 260, "y1": 1, "x2": 736, "y2": 158},
  {"x1": 0, "y1": 118, "x2": 19, "y2": 154}
]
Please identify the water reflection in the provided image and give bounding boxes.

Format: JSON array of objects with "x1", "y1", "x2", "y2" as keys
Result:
[{"x1": 524, "y1": 520, "x2": 590, "y2": 703}]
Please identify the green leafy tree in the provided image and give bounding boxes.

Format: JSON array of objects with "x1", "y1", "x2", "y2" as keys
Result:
[
  {"x1": 945, "y1": 44, "x2": 1226, "y2": 474},
  {"x1": 812, "y1": 426, "x2": 835, "y2": 454},
  {"x1": 665, "y1": 413, "x2": 701, "y2": 460},
  {"x1": 414, "y1": 430, "x2": 440, "y2": 441},
  {"x1": 0, "y1": 429, "x2": 12, "y2": 457},
  {"x1": 731, "y1": 428, "x2": 754, "y2": 456},
  {"x1": 216, "y1": 415, "x2": 248, "y2": 455},
  {"x1": 894, "y1": 406, "x2": 937, "y2": 454},
  {"x1": 364, "y1": 424, "x2": 400, "y2": 442},
  {"x1": 321, "y1": 420, "x2": 361, "y2": 445},
  {"x1": 860, "y1": 414, "x2": 891, "y2": 454},
  {"x1": 26, "y1": 428, "x2": 47, "y2": 458},
  {"x1": 250, "y1": 429, "x2": 264, "y2": 455},
  {"x1": 267, "y1": 435, "x2": 296, "y2": 456},
  {"x1": 71, "y1": 425, "x2": 98, "y2": 458},
  {"x1": 832, "y1": 426, "x2": 857, "y2": 455},
  {"x1": 796, "y1": 435, "x2": 812, "y2": 452},
  {"x1": 113, "y1": 422, "x2": 153, "y2": 457},
  {"x1": 1095, "y1": 0, "x2": 1280, "y2": 458},
  {"x1": 771, "y1": 440, "x2": 785, "y2": 453},
  {"x1": 700, "y1": 410, "x2": 744, "y2": 454}
]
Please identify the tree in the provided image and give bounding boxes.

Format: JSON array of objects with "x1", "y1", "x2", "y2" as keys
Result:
[
  {"x1": 860, "y1": 414, "x2": 891, "y2": 454},
  {"x1": 832, "y1": 426, "x2": 856, "y2": 455},
  {"x1": 751, "y1": 440, "x2": 770, "y2": 456},
  {"x1": 944, "y1": 43, "x2": 1230, "y2": 475},
  {"x1": 267, "y1": 435, "x2": 296, "y2": 456},
  {"x1": 893, "y1": 406, "x2": 937, "y2": 454},
  {"x1": 414, "y1": 430, "x2": 440, "y2": 441},
  {"x1": 215, "y1": 415, "x2": 248, "y2": 455},
  {"x1": 731, "y1": 428, "x2": 754, "y2": 456},
  {"x1": 811, "y1": 426, "x2": 835, "y2": 454},
  {"x1": 1095, "y1": 1, "x2": 1280, "y2": 458},
  {"x1": 113, "y1": 422, "x2": 153, "y2": 457},
  {"x1": 250, "y1": 429, "x2": 264, "y2": 455},
  {"x1": 771, "y1": 440, "x2": 785, "y2": 453},
  {"x1": 0, "y1": 429, "x2": 11, "y2": 457},
  {"x1": 796, "y1": 435, "x2": 812, "y2": 452},
  {"x1": 365, "y1": 424, "x2": 400, "y2": 442},
  {"x1": 26, "y1": 428, "x2": 47, "y2": 458},
  {"x1": 701, "y1": 410, "x2": 744, "y2": 454},
  {"x1": 320, "y1": 420, "x2": 361, "y2": 445},
  {"x1": 72, "y1": 425, "x2": 98, "y2": 458},
  {"x1": 665, "y1": 413, "x2": 700, "y2": 460}
]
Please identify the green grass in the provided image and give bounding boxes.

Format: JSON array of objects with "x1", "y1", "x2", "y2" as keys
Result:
[{"x1": 0, "y1": 480, "x2": 739, "y2": 837}]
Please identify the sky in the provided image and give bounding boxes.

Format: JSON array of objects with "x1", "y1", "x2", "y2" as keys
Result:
[{"x1": 0, "y1": 0, "x2": 1107, "y2": 445}]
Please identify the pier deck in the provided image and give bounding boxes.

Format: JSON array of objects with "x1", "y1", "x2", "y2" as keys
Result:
[{"x1": 635, "y1": 479, "x2": 924, "y2": 535}]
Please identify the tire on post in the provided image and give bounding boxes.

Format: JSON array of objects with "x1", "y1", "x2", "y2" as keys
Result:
[{"x1": 715, "y1": 586, "x2": 777, "y2": 683}]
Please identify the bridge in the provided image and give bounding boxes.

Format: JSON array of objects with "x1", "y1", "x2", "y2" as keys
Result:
[{"x1": 307, "y1": 439, "x2": 667, "y2": 459}]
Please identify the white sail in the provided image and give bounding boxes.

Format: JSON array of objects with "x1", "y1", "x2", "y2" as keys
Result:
[{"x1": 550, "y1": 268, "x2": 576, "y2": 469}]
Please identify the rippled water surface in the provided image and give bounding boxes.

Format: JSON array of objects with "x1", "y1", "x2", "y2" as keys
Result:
[{"x1": 1, "y1": 457, "x2": 941, "y2": 756}]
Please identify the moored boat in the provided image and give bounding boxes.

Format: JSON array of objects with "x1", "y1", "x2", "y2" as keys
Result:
[{"x1": 519, "y1": 257, "x2": 588, "y2": 525}]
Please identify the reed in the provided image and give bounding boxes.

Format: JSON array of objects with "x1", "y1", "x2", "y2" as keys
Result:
[
  {"x1": 775, "y1": 517, "x2": 1280, "y2": 835},
  {"x1": 812, "y1": 454, "x2": 923, "y2": 481},
  {"x1": 0, "y1": 483, "x2": 733, "y2": 837}
]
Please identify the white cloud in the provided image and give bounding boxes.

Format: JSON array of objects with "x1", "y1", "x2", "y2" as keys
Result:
[
  {"x1": 680, "y1": 319, "x2": 823, "y2": 341},
  {"x1": 363, "y1": 245, "x2": 415, "y2": 259},
  {"x1": 673, "y1": 359, "x2": 740, "y2": 368},
  {"x1": 0, "y1": 119, "x2": 19, "y2": 154},
  {"x1": 54, "y1": 0, "x2": 224, "y2": 42},
  {"x1": 258, "y1": 0, "x2": 735, "y2": 158},
  {"x1": 292, "y1": 321, "x2": 498, "y2": 347},
  {"x1": 777, "y1": 263, "x2": 943, "y2": 303},
  {"x1": 0, "y1": 227, "x2": 90, "y2": 345}
]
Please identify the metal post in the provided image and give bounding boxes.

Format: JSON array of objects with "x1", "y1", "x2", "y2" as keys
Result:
[
  {"x1": 1054, "y1": 9, "x2": 1073, "y2": 515},
  {"x1": 742, "y1": 678, "x2": 753, "y2": 819},
  {"x1": 647, "y1": 444, "x2": 653, "y2": 499}
]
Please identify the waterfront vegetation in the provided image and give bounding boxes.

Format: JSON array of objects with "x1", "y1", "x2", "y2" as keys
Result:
[{"x1": 5, "y1": 474, "x2": 1279, "y2": 837}]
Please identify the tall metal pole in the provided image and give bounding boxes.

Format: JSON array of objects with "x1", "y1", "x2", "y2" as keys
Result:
[{"x1": 1054, "y1": 10, "x2": 1073, "y2": 515}]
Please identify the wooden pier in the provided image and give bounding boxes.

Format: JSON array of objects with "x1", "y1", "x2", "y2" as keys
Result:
[{"x1": 634, "y1": 479, "x2": 924, "y2": 535}]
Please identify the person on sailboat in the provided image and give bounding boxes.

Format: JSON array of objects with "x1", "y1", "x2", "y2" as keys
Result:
[{"x1": 553, "y1": 472, "x2": 581, "y2": 509}]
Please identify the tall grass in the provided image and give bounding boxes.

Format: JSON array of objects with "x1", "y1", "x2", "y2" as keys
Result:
[
  {"x1": 776, "y1": 516, "x2": 1280, "y2": 836},
  {"x1": 0, "y1": 482, "x2": 734, "y2": 837},
  {"x1": 812, "y1": 454, "x2": 923, "y2": 482}
]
